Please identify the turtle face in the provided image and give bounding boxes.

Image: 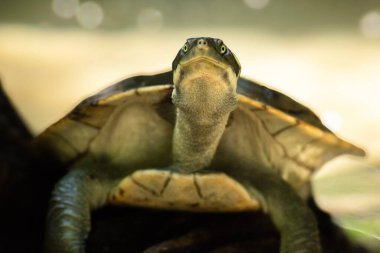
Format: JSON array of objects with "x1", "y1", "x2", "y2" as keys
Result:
[
  {"x1": 172, "y1": 37, "x2": 240, "y2": 119},
  {"x1": 172, "y1": 37, "x2": 241, "y2": 77}
]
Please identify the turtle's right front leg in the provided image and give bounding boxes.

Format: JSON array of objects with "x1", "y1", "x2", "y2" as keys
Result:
[{"x1": 45, "y1": 169, "x2": 110, "y2": 253}]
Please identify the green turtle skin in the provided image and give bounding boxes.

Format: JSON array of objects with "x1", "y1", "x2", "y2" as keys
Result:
[{"x1": 39, "y1": 37, "x2": 364, "y2": 253}]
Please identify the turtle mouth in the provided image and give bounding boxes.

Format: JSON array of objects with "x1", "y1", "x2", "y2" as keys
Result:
[{"x1": 180, "y1": 56, "x2": 228, "y2": 70}]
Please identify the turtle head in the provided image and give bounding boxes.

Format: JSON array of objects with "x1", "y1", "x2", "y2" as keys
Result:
[{"x1": 171, "y1": 37, "x2": 240, "y2": 122}]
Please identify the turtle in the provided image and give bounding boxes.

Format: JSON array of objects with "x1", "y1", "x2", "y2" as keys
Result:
[{"x1": 37, "y1": 37, "x2": 365, "y2": 253}]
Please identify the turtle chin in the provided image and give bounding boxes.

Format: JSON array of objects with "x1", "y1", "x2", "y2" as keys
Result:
[
  {"x1": 172, "y1": 75, "x2": 238, "y2": 125},
  {"x1": 172, "y1": 60, "x2": 238, "y2": 124}
]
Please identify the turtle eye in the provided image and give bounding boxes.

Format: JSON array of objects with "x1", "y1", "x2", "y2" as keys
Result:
[
  {"x1": 220, "y1": 44, "x2": 227, "y2": 54},
  {"x1": 182, "y1": 43, "x2": 188, "y2": 53}
]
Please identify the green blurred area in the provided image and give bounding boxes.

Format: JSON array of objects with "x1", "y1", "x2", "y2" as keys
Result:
[{"x1": 315, "y1": 163, "x2": 380, "y2": 252}]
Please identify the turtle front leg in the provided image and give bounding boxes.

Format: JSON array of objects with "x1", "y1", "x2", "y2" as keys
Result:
[
  {"x1": 226, "y1": 164, "x2": 321, "y2": 253},
  {"x1": 45, "y1": 170, "x2": 110, "y2": 253}
]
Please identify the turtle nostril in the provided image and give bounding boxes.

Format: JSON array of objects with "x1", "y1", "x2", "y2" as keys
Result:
[{"x1": 198, "y1": 39, "x2": 207, "y2": 46}]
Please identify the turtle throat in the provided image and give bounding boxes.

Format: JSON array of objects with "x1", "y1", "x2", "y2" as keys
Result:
[{"x1": 171, "y1": 71, "x2": 238, "y2": 173}]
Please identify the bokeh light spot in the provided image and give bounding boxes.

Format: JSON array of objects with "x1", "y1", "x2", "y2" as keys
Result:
[
  {"x1": 52, "y1": 0, "x2": 79, "y2": 19},
  {"x1": 76, "y1": 1, "x2": 104, "y2": 29},
  {"x1": 321, "y1": 111, "x2": 342, "y2": 132},
  {"x1": 360, "y1": 10, "x2": 380, "y2": 38},
  {"x1": 243, "y1": 0, "x2": 270, "y2": 10},
  {"x1": 137, "y1": 8, "x2": 163, "y2": 33}
]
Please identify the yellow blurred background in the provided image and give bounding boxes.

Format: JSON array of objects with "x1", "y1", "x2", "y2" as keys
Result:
[{"x1": 0, "y1": 0, "x2": 379, "y2": 251}]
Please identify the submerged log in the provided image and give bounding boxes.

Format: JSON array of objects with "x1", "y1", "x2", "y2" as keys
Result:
[{"x1": 0, "y1": 79, "x2": 370, "y2": 253}]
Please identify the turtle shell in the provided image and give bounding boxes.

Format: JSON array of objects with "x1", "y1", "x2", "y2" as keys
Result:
[{"x1": 36, "y1": 71, "x2": 365, "y2": 203}]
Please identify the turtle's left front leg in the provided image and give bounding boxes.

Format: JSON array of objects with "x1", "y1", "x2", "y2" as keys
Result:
[{"x1": 45, "y1": 169, "x2": 111, "y2": 253}]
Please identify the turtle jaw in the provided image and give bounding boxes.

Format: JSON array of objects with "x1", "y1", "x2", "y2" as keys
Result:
[
  {"x1": 172, "y1": 58, "x2": 238, "y2": 125},
  {"x1": 179, "y1": 56, "x2": 229, "y2": 70}
]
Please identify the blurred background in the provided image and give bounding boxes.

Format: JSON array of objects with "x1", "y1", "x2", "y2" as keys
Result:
[{"x1": 0, "y1": 0, "x2": 379, "y2": 251}]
